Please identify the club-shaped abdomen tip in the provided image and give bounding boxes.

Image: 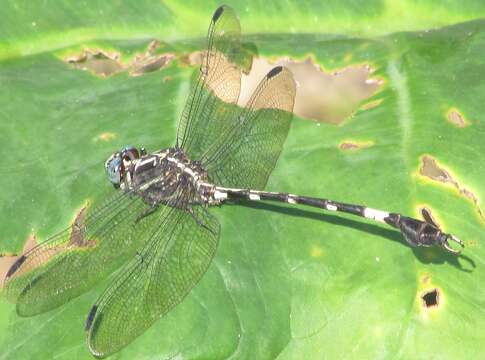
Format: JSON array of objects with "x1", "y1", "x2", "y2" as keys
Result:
[
  {"x1": 267, "y1": 66, "x2": 283, "y2": 78},
  {"x1": 213, "y1": 6, "x2": 224, "y2": 22}
]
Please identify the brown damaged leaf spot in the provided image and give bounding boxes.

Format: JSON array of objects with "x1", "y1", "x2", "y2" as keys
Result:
[
  {"x1": 180, "y1": 50, "x2": 204, "y2": 67},
  {"x1": 186, "y1": 50, "x2": 250, "y2": 103},
  {"x1": 185, "y1": 53, "x2": 383, "y2": 124},
  {"x1": 68, "y1": 207, "x2": 89, "y2": 247},
  {"x1": 1, "y1": 205, "x2": 97, "y2": 288},
  {"x1": 66, "y1": 49, "x2": 123, "y2": 77},
  {"x1": 420, "y1": 156, "x2": 450, "y2": 182},
  {"x1": 340, "y1": 142, "x2": 360, "y2": 150},
  {"x1": 146, "y1": 39, "x2": 160, "y2": 53},
  {"x1": 129, "y1": 40, "x2": 175, "y2": 76},
  {"x1": 65, "y1": 40, "x2": 174, "y2": 78},
  {"x1": 32, "y1": 206, "x2": 97, "y2": 265},
  {"x1": 419, "y1": 155, "x2": 484, "y2": 221},
  {"x1": 243, "y1": 57, "x2": 383, "y2": 125},
  {"x1": 130, "y1": 53, "x2": 175, "y2": 77},
  {"x1": 420, "y1": 273, "x2": 430, "y2": 285},
  {"x1": 339, "y1": 140, "x2": 374, "y2": 151},
  {"x1": 447, "y1": 108, "x2": 470, "y2": 127},
  {"x1": 421, "y1": 288, "x2": 440, "y2": 308},
  {"x1": 0, "y1": 233, "x2": 37, "y2": 288},
  {"x1": 52, "y1": 205, "x2": 97, "y2": 250}
]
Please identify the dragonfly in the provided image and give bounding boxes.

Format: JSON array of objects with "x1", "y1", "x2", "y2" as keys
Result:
[{"x1": 4, "y1": 5, "x2": 464, "y2": 357}]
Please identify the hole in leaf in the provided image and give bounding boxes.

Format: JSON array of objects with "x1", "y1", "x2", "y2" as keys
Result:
[
  {"x1": 0, "y1": 204, "x2": 96, "y2": 287},
  {"x1": 421, "y1": 288, "x2": 439, "y2": 308},
  {"x1": 245, "y1": 58, "x2": 383, "y2": 124},
  {"x1": 66, "y1": 49, "x2": 123, "y2": 77},
  {"x1": 0, "y1": 233, "x2": 37, "y2": 288},
  {"x1": 447, "y1": 108, "x2": 470, "y2": 128},
  {"x1": 419, "y1": 155, "x2": 484, "y2": 221},
  {"x1": 186, "y1": 54, "x2": 383, "y2": 124},
  {"x1": 420, "y1": 156, "x2": 450, "y2": 182},
  {"x1": 65, "y1": 40, "x2": 174, "y2": 77}
]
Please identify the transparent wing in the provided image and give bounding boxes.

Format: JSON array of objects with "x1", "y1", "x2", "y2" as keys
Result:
[
  {"x1": 203, "y1": 66, "x2": 296, "y2": 189},
  {"x1": 85, "y1": 193, "x2": 220, "y2": 357},
  {"x1": 3, "y1": 190, "x2": 159, "y2": 316},
  {"x1": 177, "y1": 5, "x2": 252, "y2": 160}
]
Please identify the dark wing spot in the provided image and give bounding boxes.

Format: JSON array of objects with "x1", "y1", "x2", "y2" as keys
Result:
[
  {"x1": 85, "y1": 305, "x2": 98, "y2": 331},
  {"x1": 5, "y1": 255, "x2": 26, "y2": 279},
  {"x1": 267, "y1": 66, "x2": 283, "y2": 79},
  {"x1": 212, "y1": 6, "x2": 224, "y2": 22}
]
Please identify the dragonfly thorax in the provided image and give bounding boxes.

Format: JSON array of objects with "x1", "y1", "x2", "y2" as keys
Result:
[{"x1": 109, "y1": 147, "x2": 210, "y2": 206}]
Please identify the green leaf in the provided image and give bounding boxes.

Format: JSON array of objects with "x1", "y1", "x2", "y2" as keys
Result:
[
  {"x1": 4, "y1": 1, "x2": 485, "y2": 59},
  {"x1": 1, "y1": 2, "x2": 484, "y2": 359}
]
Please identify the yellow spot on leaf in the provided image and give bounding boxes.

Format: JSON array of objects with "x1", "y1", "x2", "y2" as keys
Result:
[
  {"x1": 310, "y1": 245, "x2": 323, "y2": 258},
  {"x1": 94, "y1": 132, "x2": 116, "y2": 142},
  {"x1": 339, "y1": 140, "x2": 374, "y2": 151},
  {"x1": 343, "y1": 53, "x2": 353, "y2": 63},
  {"x1": 467, "y1": 239, "x2": 479, "y2": 249},
  {"x1": 374, "y1": 326, "x2": 383, "y2": 337},
  {"x1": 360, "y1": 98, "x2": 383, "y2": 110}
]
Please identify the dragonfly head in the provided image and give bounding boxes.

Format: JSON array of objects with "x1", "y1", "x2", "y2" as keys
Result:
[{"x1": 105, "y1": 146, "x2": 147, "y2": 188}]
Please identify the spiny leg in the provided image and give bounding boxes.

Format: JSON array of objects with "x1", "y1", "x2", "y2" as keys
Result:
[{"x1": 212, "y1": 186, "x2": 464, "y2": 254}]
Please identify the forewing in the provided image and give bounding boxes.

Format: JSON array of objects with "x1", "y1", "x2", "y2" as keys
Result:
[
  {"x1": 203, "y1": 66, "x2": 296, "y2": 189},
  {"x1": 177, "y1": 5, "x2": 251, "y2": 160},
  {"x1": 3, "y1": 190, "x2": 158, "y2": 316},
  {"x1": 85, "y1": 200, "x2": 220, "y2": 357}
]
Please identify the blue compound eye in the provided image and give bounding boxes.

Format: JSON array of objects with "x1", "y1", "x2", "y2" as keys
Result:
[{"x1": 105, "y1": 153, "x2": 122, "y2": 185}]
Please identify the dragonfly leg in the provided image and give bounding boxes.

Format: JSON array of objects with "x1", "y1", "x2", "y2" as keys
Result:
[{"x1": 135, "y1": 204, "x2": 159, "y2": 224}]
